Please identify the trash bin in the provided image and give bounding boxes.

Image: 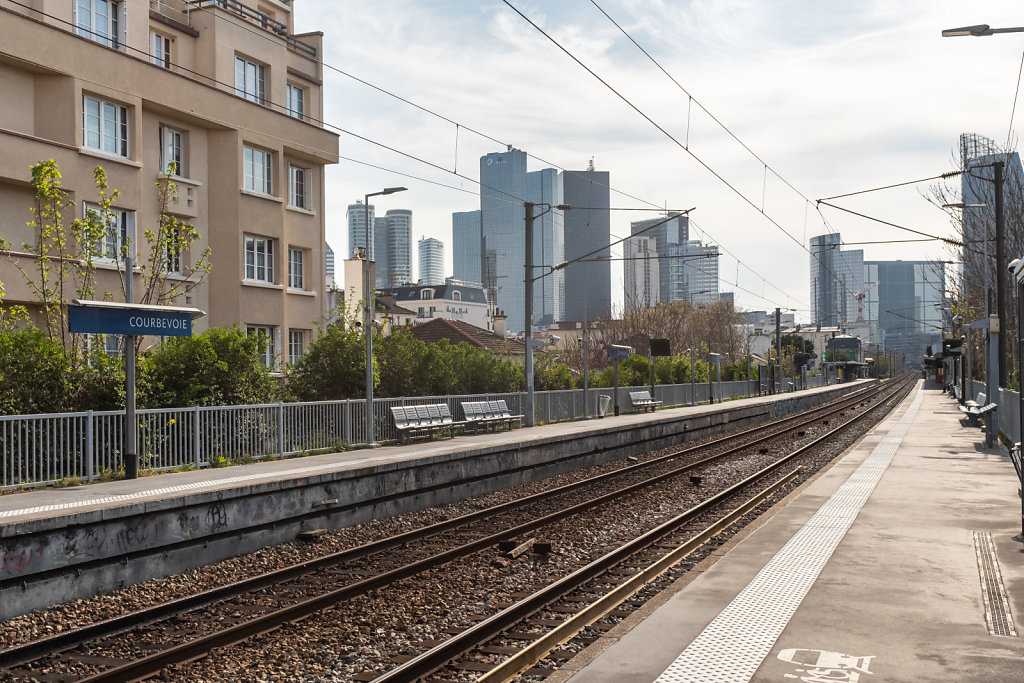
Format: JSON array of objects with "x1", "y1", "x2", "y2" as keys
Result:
[{"x1": 598, "y1": 395, "x2": 611, "y2": 417}]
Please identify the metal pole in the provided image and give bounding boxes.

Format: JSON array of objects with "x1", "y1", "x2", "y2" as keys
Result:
[
  {"x1": 124, "y1": 253, "x2": 138, "y2": 479},
  {"x1": 1017, "y1": 275, "x2": 1024, "y2": 536},
  {"x1": 995, "y1": 161, "x2": 1007, "y2": 387},
  {"x1": 986, "y1": 312, "x2": 999, "y2": 448},
  {"x1": 364, "y1": 197, "x2": 374, "y2": 446},
  {"x1": 583, "y1": 298, "x2": 589, "y2": 418},
  {"x1": 524, "y1": 202, "x2": 535, "y2": 427},
  {"x1": 690, "y1": 324, "x2": 695, "y2": 405},
  {"x1": 774, "y1": 307, "x2": 781, "y2": 394}
]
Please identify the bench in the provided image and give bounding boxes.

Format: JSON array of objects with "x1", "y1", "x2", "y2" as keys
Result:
[
  {"x1": 390, "y1": 404, "x2": 463, "y2": 444},
  {"x1": 629, "y1": 390, "x2": 663, "y2": 413},
  {"x1": 958, "y1": 392, "x2": 997, "y2": 427},
  {"x1": 461, "y1": 400, "x2": 523, "y2": 433}
]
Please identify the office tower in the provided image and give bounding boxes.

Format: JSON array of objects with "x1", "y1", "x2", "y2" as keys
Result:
[
  {"x1": 418, "y1": 237, "x2": 444, "y2": 286},
  {"x1": 452, "y1": 210, "x2": 483, "y2": 285},
  {"x1": 385, "y1": 209, "x2": 412, "y2": 286},
  {"x1": 325, "y1": 242, "x2": 335, "y2": 288},
  {"x1": 809, "y1": 233, "x2": 842, "y2": 326},
  {"x1": 631, "y1": 214, "x2": 689, "y2": 302},
  {"x1": 0, "y1": 1, "x2": 339, "y2": 368},
  {"x1": 374, "y1": 216, "x2": 388, "y2": 288},
  {"x1": 681, "y1": 240, "x2": 719, "y2": 303},
  {"x1": 561, "y1": 166, "x2": 611, "y2": 322},
  {"x1": 527, "y1": 167, "x2": 563, "y2": 328},
  {"x1": 864, "y1": 260, "x2": 944, "y2": 357},
  {"x1": 480, "y1": 149, "x2": 529, "y2": 332},
  {"x1": 623, "y1": 236, "x2": 659, "y2": 309},
  {"x1": 348, "y1": 202, "x2": 375, "y2": 259},
  {"x1": 838, "y1": 248, "x2": 865, "y2": 326}
]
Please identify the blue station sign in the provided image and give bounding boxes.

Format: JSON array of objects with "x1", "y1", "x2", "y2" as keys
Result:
[{"x1": 69, "y1": 302, "x2": 201, "y2": 337}]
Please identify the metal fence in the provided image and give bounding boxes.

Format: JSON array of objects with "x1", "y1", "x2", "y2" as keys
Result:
[{"x1": 0, "y1": 379, "x2": 814, "y2": 490}]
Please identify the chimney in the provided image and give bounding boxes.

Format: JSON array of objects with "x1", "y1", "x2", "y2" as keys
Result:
[{"x1": 493, "y1": 310, "x2": 507, "y2": 338}]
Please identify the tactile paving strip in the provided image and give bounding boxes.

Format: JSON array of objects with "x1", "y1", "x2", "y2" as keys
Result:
[
  {"x1": 654, "y1": 385, "x2": 924, "y2": 683},
  {"x1": 973, "y1": 530, "x2": 1018, "y2": 637}
]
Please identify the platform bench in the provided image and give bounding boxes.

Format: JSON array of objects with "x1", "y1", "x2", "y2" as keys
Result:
[
  {"x1": 629, "y1": 390, "x2": 663, "y2": 413},
  {"x1": 390, "y1": 404, "x2": 464, "y2": 444},
  {"x1": 958, "y1": 392, "x2": 997, "y2": 427},
  {"x1": 461, "y1": 400, "x2": 523, "y2": 433}
]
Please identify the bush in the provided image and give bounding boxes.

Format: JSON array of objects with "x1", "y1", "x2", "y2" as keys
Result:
[{"x1": 0, "y1": 327, "x2": 69, "y2": 414}]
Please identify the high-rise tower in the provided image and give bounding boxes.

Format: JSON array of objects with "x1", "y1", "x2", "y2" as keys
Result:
[{"x1": 561, "y1": 167, "x2": 611, "y2": 321}]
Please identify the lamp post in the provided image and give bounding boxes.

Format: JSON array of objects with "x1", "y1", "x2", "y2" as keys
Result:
[{"x1": 364, "y1": 186, "x2": 406, "y2": 447}]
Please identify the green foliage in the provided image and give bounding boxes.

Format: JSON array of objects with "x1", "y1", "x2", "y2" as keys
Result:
[
  {"x1": 0, "y1": 327, "x2": 69, "y2": 414},
  {"x1": 287, "y1": 326, "x2": 369, "y2": 400},
  {"x1": 534, "y1": 354, "x2": 576, "y2": 391},
  {"x1": 781, "y1": 334, "x2": 814, "y2": 354},
  {"x1": 139, "y1": 326, "x2": 278, "y2": 408}
]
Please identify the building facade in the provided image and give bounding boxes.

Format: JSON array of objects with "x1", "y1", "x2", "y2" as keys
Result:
[
  {"x1": 681, "y1": 239, "x2": 719, "y2": 303},
  {"x1": 526, "y1": 167, "x2": 563, "y2": 327},
  {"x1": 418, "y1": 237, "x2": 444, "y2": 286},
  {"x1": 623, "y1": 236, "x2": 659, "y2": 310},
  {"x1": 347, "y1": 201, "x2": 375, "y2": 260},
  {"x1": 388, "y1": 280, "x2": 490, "y2": 330},
  {"x1": 809, "y1": 233, "x2": 842, "y2": 326},
  {"x1": 451, "y1": 209, "x2": 482, "y2": 286},
  {"x1": 560, "y1": 167, "x2": 611, "y2": 322},
  {"x1": 630, "y1": 214, "x2": 690, "y2": 303},
  {"x1": 384, "y1": 209, "x2": 412, "y2": 286},
  {"x1": 0, "y1": 0, "x2": 339, "y2": 368}
]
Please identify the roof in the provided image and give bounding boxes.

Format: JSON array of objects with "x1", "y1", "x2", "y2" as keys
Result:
[{"x1": 409, "y1": 318, "x2": 526, "y2": 355}]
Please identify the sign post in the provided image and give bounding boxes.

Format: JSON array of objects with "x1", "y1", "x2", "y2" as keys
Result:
[
  {"x1": 69, "y1": 300, "x2": 204, "y2": 478},
  {"x1": 607, "y1": 344, "x2": 633, "y2": 416}
]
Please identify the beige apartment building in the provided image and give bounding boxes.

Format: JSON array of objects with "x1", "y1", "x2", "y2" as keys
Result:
[{"x1": 0, "y1": 0, "x2": 338, "y2": 367}]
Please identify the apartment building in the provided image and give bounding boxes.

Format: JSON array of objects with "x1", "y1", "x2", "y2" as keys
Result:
[{"x1": 0, "y1": 0, "x2": 339, "y2": 367}]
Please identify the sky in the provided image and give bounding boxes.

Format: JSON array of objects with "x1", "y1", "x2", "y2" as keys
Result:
[{"x1": 293, "y1": 1, "x2": 1024, "y2": 322}]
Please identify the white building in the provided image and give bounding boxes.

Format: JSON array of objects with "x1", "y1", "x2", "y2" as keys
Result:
[{"x1": 418, "y1": 237, "x2": 444, "y2": 286}]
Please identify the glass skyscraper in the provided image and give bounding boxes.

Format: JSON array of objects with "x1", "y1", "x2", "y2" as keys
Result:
[
  {"x1": 347, "y1": 201, "x2": 375, "y2": 260},
  {"x1": 385, "y1": 209, "x2": 412, "y2": 286},
  {"x1": 452, "y1": 210, "x2": 482, "y2": 285},
  {"x1": 561, "y1": 168, "x2": 611, "y2": 322},
  {"x1": 418, "y1": 237, "x2": 444, "y2": 286},
  {"x1": 630, "y1": 214, "x2": 690, "y2": 303}
]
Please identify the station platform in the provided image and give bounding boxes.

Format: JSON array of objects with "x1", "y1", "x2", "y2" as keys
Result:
[
  {"x1": 559, "y1": 381, "x2": 1024, "y2": 683},
  {"x1": 0, "y1": 382, "x2": 860, "y2": 619}
]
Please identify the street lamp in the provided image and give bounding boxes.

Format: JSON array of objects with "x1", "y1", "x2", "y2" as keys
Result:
[
  {"x1": 364, "y1": 186, "x2": 407, "y2": 447},
  {"x1": 942, "y1": 24, "x2": 1024, "y2": 37}
]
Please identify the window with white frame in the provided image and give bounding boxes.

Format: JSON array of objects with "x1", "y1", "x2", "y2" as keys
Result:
[
  {"x1": 243, "y1": 145, "x2": 273, "y2": 194},
  {"x1": 164, "y1": 224, "x2": 183, "y2": 274},
  {"x1": 288, "y1": 247, "x2": 304, "y2": 289},
  {"x1": 235, "y1": 56, "x2": 266, "y2": 104},
  {"x1": 86, "y1": 334, "x2": 121, "y2": 360},
  {"x1": 244, "y1": 235, "x2": 274, "y2": 283},
  {"x1": 76, "y1": 0, "x2": 124, "y2": 49},
  {"x1": 150, "y1": 31, "x2": 171, "y2": 68},
  {"x1": 84, "y1": 202, "x2": 134, "y2": 262},
  {"x1": 83, "y1": 96, "x2": 128, "y2": 157},
  {"x1": 160, "y1": 125, "x2": 185, "y2": 176},
  {"x1": 288, "y1": 165, "x2": 308, "y2": 209},
  {"x1": 288, "y1": 329, "x2": 306, "y2": 365},
  {"x1": 246, "y1": 325, "x2": 277, "y2": 368},
  {"x1": 286, "y1": 84, "x2": 305, "y2": 120}
]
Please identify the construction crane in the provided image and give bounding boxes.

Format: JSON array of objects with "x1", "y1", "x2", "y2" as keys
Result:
[{"x1": 854, "y1": 281, "x2": 879, "y2": 323}]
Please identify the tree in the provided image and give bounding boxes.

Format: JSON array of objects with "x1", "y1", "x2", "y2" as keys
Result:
[
  {"x1": 288, "y1": 326, "x2": 370, "y2": 401},
  {"x1": 140, "y1": 327, "x2": 278, "y2": 408}
]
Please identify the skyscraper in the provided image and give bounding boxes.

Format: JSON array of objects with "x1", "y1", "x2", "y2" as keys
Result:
[
  {"x1": 373, "y1": 216, "x2": 389, "y2": 288},
  {"x1": 561, "y1": 167, "x2": 611, "y2": 322},
  {"x1": 418, "y1": 237, "x2": 444, "y2": 285},
  {"x1": 631, "y1": 214, "x2": 689, "y2": 303},
  {"x1": 347, "y1": 201, "x2": 375, "y2": 260},
  {"x1": 623, "y1": 236, "x2": 659, "y2": 309},
  {"x1": 809, "y1": 233, "x2": 842, "y2": 326},
  {"x1": 452, "y1": 210, "x2": 482, "y2": 285},
  {"x1": 385, "y1": 209, "x2": 412, "y2": 286},
  {"x1": 481, "y1": 149, "x2": 529, "y2": 332},
  {"x1": 325, "y1": 242, "x2": 335, "y2": 288},
  {"x1": 681, "y1": 240, "x2": 719, "y2": 303},
  {"x1": 527, "y1": 167, "x2": 563, "y2": 327}
]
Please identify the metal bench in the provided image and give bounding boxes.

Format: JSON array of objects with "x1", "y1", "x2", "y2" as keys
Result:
[
  {"x1": 390, "y1": 404, "x2": 462, "y2": 444},
  {"x1": 461, "y1": 401, "x2": 509, "y2": 433},
  {"x1": 629, "y1": 390, "x2": 663, "y2": 413},
  {"x1": 495, "y1": 399, "x2": 524, "y2": 428},
  {"x1": 958, "y1": 392, "x2": 997, "y2": 427}
]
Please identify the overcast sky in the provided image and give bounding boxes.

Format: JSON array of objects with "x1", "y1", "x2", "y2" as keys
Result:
[{"x1": 294, "y1": 1, "x2": 1024, "y2": 321}]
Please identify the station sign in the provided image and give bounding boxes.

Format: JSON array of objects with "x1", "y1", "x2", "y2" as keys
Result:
[
  {"x1": 607, "y1": 344, "x2": 633, "y2": 360},
  {"x1": 69, "y1": 301, "x2": 203, "y2": 337}
]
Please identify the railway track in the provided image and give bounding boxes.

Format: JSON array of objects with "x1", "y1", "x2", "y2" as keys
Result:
[{"x1": 0, "y1": 377, "x2": 915, "y2": 682}]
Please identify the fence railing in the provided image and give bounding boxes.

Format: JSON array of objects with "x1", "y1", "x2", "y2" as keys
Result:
[{"x1": 0, "y1": 378, "x2": 819, "y2": 490}]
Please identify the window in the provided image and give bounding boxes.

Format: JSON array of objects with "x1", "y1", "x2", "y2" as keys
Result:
[
  {"x1": 84, "y1": 202, "x2": 134, "y2": 262},
  {"x1": 243, "y1": 145, "x2": 273, "y2": 194},
  {"x1": 76, "y1": 0, "x2": 123, "y2": 49},
  {"x1": 286, "y1": 84, "x2": 305, "y2": 120},
  {"x1": 421, "y1": 290, "x2": 433, "y2": 300},
  {"x1": 160, "y1": 125, "x2": 185, "y2": 176},
  {"x1": 235, "y1": 56, "x2": 266, "y2": 104},
  {"x1": 164, "y1": 225, "x2": 183, "y2": 274},
  {"x1": 288, "y1": 248, "x2": 304, "y2": 289},
  {"x1": 150, "y1": 31, "x2": 171, "y2": 68},
  {"x1": 452, "y1": 290, "x2": 462, "y2": 301},
  {"x1": 87, "y1": 334, "x2": 121, "y2": 360},
  {"x1": 288, "y1": 165, "x2": 308, "y2": 209},
  {"x1": 83, "y1": 96, "x2": 128, "y2": 157},
  {"x1": 246, "y1": 325, "x2": 276, "y2": 368},
  {"x1": 288, "y1": 329, "x2": 306, "y2": 365},
  {"x1": 244, "y1": 235, "x2": 274, "y2": 283}
]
